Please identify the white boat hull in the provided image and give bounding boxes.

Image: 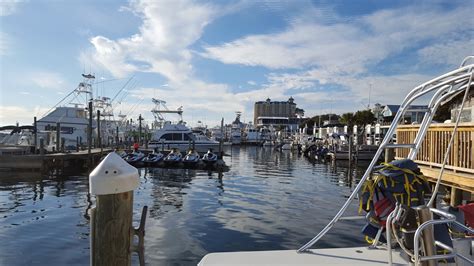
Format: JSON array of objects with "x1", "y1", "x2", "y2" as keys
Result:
[{"x1": 199, "y1": 246, "x2": 409, "y2": 265}]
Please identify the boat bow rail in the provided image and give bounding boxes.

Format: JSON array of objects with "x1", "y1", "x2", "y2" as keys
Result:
[{"x1": 298, "y1": 57, "x2": 474, "y2": 255}]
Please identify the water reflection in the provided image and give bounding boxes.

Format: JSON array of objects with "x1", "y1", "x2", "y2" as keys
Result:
[{"x1": 0, "y1": 146, "x2": 368, "y2": 265}]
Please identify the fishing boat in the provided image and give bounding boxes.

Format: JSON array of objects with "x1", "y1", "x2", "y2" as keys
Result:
[
  {"x1": 36, "y1": 74, "x2": 128, "y2": 151},
  {"x1": 243, "y1": 123, "x2": 262, "y2": 145},
  {"x1": 163, "y1": 148, "x2": 183, "y2": 165},
  {"x1": 230, "y1": 112, "x2": 243, "y2": 145},
  {"x1": 199, "y1": 56, "x2": 474, "y2": 265},
  {"x1": 148, "y1": 122, "x2": 220, "y2": 153},
  {"x1": 182, "y1": 149, "x2": 200, "y2": 166}
]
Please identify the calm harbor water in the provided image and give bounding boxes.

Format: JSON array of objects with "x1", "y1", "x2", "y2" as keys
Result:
[{"x1": 0, "y1": 146, "x2": 367, "y2": 265}]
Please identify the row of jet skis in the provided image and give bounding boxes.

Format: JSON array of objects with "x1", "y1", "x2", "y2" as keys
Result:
[{"x1": 117, "y1": 148, "x2": 219, "y2": 168}]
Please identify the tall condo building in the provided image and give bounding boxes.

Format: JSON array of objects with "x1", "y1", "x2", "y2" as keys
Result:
[{"x1": 254, "y1": 97, "x2": 303, "y2": 129}]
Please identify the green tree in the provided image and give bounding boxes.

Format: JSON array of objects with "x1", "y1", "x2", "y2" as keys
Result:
[
  {"x1": 340, "y1": 112, "x2": 355, "y2": 133},
  {"x1": 354, "y1": 109, "x2": 375, "y2": 129}
]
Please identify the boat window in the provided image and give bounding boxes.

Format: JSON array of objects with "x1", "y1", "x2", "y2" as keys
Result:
[
  {"x1": 161, "y1": 133, "x2": 173, "y2": 141},
  {"x1": 183, "y1": 133, "x2": 191, "y2": 141},
  {"x1": 172, "y1": 133, "x2": 183, "y2": 141}
]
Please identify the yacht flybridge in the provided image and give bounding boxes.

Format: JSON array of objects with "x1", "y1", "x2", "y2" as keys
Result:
[
  {"x1": 148, "y1": 99, "x2": 220, "y2": 153},
  {"x1": 199, "y1": 56, "x2": 474, "y2": 265},
  {"x1": 148, "y1": 122, "x2": 220, "y2": 153}
]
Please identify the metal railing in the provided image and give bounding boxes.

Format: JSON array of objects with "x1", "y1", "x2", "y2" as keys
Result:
[
  {"x1": 411, "y1": 208, "x2": 472, "y2": 265},
  {"x1": 298, "y1": 58, "x2": 474, "y2": 253}
]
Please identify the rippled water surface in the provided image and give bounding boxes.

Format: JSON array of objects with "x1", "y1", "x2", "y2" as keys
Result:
[{"x1": 0, "y1": 146, "x2": 368, "y2": 265}]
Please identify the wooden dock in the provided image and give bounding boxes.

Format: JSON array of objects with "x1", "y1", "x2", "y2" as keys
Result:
[
  {"x1": 0, "y1": 148, "x2": 111, "y2": 175},
  {"x1": 396, "y1": 123, "x2": 474, "y2": 204}
]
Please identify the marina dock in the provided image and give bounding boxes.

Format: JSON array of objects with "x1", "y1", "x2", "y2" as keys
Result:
[
  {"x1": 0, "y1": 148, "x2": 110, "y2": 174},
  {"x1": 396, "y1": 123, "x2": 474, "y2": 203}
]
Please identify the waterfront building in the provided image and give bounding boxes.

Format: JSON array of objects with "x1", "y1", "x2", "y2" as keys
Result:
[
  {"x1": 382, "y1": 105, "x2": 428, "y2": 124},
  {"x1": 253, "y1": 97, "x2": 304, "y2": 129},
  {"x1": 450, "y1": 91, "x2": 473, "y2": 122},
  {"x1": 36, "y1": 106, "x2": 96, "y2": 150}
]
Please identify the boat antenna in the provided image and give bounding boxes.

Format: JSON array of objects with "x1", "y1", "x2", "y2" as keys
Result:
[
  {"x1": 110, "y1": 75, "x2": 134, "y2": 104},
  {"x1": 40, "y1": 88, "x2": 77, "y2": 117}
]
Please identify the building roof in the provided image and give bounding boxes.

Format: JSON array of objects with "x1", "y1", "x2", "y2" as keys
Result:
[{"x1": 383, "y1": 104, "x2": 428, "y2": 117}]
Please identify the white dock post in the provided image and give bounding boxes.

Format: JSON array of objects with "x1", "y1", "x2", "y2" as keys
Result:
[{"x1": 89, "y1": 152, "x2": 143, "y2": 266}]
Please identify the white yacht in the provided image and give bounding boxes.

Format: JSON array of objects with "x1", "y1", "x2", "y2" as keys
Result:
[
  {"x1": 0, "y1": 126, "x2": 35, "y2": 155},
  {"x1": 148, "y1": 122, "x2": 220, "y2": 153},
  {"x1": 243, "y1": 123, "x2": 261, "y2": 145},
  {"x1": 230, "y1": 126, "x2": 242, "y2": 145}
]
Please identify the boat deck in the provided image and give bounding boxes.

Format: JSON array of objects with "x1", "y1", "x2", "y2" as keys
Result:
[{"x1": 198, "y1": 246, "x2": 409, "y2": 265}]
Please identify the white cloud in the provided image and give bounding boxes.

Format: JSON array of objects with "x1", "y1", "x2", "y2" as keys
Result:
[
  {"x1": 83, "y1": 0, "x2": 219, "y2": 81},
  {"x1": 200, "y1": 4, "x2": 472, "y2": 118},
  {"x1": 203, "y1": 6, "x2": 472, "y2": 74},
  {"x1": 29, "y1": 71, "x2": 66, "y2": 90},
  {"x1": 80, "y1": 1, "x2": 472, "y2": 125},
  {"x1": 0, "y1": 0, "x2": 23, "y2": 16},
  {"x1": 0, "y1": 105, "x2": 49, "y2": 125},
  {"x1": 418, "y1": 38, "x2": 474, "y2": 66},
  {"x1": 81, "y1": 0, "x2": 250, "y2": 125}
]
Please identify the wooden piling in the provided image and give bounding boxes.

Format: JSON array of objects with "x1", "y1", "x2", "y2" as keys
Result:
[
  {"x1": 138, "y1": 114, "x2": 143, "y2": 146},
  {"x1": 116, "y1": 126, "x2": 119, "y2": 148},
  {"x1": 92, "y1": 191, "x2": 134, "y2": 266},
  {"x1": 33, "y1": 116, "x2": 37, "y2": 152},
  {"x1": 348, "y1": 136, "x2": 353, "y2": 164},
  {"x1": 219, "y1": 118, "x2": 224, "y2": 155},
  {"x1": 144, "y1": 129, "x2": 148, "y2": 149},
  {"x1": 61, "y1": 137, "x2": 65, "y2": 153},
  {"x1": 89, "y1": 153, "x2": 143, "y2": 266},
  {"x1": 56, "y1": 122, "x2": 61, "y2": 152},
  {"x1": 97, "y1": 110, "x2": 101, "y2": 150},
  {"x1": 385, "y1": 148, "x2": 395, "y2": 163},
  {"x1": 40, "y1": 138, "x2": 45, "y2": 156},
  {"x1": 450, "y1": 187, "x2": 463, "y2": 207},
  {"x1": 88, "y1": 100, "x2": 93, "y2": 155},
  {"x1": 415, "y1": 206, "x2": 436, "y2": 266}
]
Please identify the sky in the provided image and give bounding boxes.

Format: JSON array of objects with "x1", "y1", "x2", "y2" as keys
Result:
[{"x1": 0, "y1": 0, "x2": 473, "y2": 127}]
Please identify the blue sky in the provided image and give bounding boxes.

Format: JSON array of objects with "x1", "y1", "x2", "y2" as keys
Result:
[{"x1": 0, "y1": 0, "x2": 473, "y2": 126}]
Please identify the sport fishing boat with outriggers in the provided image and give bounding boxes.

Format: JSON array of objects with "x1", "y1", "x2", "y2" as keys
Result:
[
  {"x1": 199, "y1": 56, "x2": 474, "y2": 265},
  {"x1": 148, "y1": 98, "x2": 220, "y2": 153},
  {"x1": 163, "y1": 148, "x2": 183, "y2": 166}
]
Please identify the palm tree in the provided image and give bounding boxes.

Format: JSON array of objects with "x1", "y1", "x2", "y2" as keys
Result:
[{"x1": 340, "y1": 112, "x2": 355, "y2": 134}]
